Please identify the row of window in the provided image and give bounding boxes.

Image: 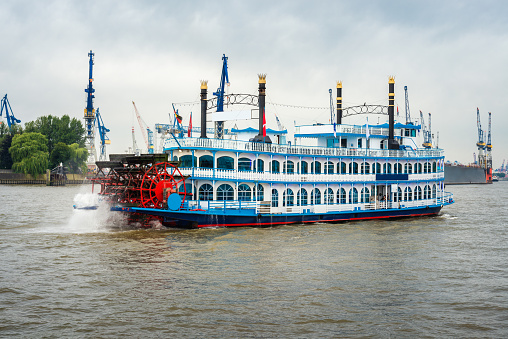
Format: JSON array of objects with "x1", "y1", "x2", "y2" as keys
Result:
[
  {"x1": 195, "y1": 183, "x2": 438, "y2": 206},
  {"x1": 176, "y1": 155, "x2": 440, "y2": 174}
]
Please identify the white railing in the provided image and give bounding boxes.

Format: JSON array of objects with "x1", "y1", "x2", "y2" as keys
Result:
[
  {"x1": 179, "y1": 167, "x2": 443, "y2": 182},
  {"x1": 164, "y1": 137, "x2": 443, "y2": 158}
]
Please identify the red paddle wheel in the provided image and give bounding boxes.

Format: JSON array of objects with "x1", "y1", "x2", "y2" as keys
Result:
[{"x1": 140, "y1": 162, "x2": 187, "y2": 209}]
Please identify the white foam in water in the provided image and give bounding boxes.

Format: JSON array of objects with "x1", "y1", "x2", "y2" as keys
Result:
[{"x1": 65, "y1": 193, "x2": 129, "y2": 233}]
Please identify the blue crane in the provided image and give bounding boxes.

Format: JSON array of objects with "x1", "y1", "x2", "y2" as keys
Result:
[
  {"x1": 212, "y1": 54, "x2": 230, "y2": 139},
  {"x1": 0, "y1": 94, "x2": 21, "y2": 130},
  {"x1": 95, "y1": 108, "x2": 110, "y2": 161},
  {"x1": 476, "y1": 108, "x2": 485, "y2": 150},
  {"x1": 404, "y1": 86, "x2": 411, "y2": 124},
  {"x1": 84, "y1": 50, "x2": 97, "y2": 164}
]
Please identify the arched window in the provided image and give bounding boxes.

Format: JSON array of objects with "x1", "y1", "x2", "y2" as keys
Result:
[
  {"x1": 394, "y1": 163, "x2": 403, "y2": 174},
  {"x1": 271, "y1": 160, "x2": 280, "y2": 173},
  {"x1": 255, "y1": 184, "x2": 264, "y2": 201},
  {"x1": 394, "y1": 187, "x2": 403, "y2": 202},
  {"x1": 199, "y1": 155, "x2": 213, "y2": 168},
  {"x1": 338, "y1": 161, "x2": 347, "y2": 174},
  {"x1": 254, "y1": 159, "x2": 264, "y2": 172},
  {"x1": 417, "y1": 163, "x2": 423, "y2": 174},
  {"x1": 300, "y1": 161, "x2": 308, "y2": 174},
  {"x1": 405, "y1": 163, "x2": 413, "y2": 174},
  {"x1": 217, "y1": 156, "x2": 234, "y2": 170},
  {"x1": 297, "y1": 188, "x2": 308, "y2": 206},
  {"x1": 324, "y1": 188, "x2": 334, "y2": 204},
  {"x1": 423, "y1": 185, "x2": 431, "y2": 199},
  {"x1": 284, "y1": 160, "x2": 295, "y2": 174},
  {"x1": 404, "y1": 187, "x2": 412, "y2": 201},
  {"x1": 383, "y1": 163, "x2": 392, "y2": 174},
  {"x1": 349, "y1": 187, "x2": 358, "y2": 204},
  {"x1": 414, "y1": 186, "x2": 422, "y2": 200},
  {"x1": 432, "y1": 184, "x2": 437, "y2": 198},
  {"x1": 349, "y1": 162, "x2": 359, "y2": 174},
  {"x1": 311, "y1": 188, "x2": 321, "y2": 204},
  {"x1": 198, "y1": 184, "x2": 213, "y2": 201},
  {"x1": 360, "y1": 187, "x2": 370, "y2": 203},
  {"x1": 271, "y1": 189, "x2": 278, "y2": 207},
  {"x1": 180, "y1": 155, "x2": 196, "y2": 168},
  {"x1": 311, "y1": 161, "x2": 322, "y2": 174},
  {"x1": 361, "y1": 162, "x2": 370, "y2": 174},
  {"x1": 325, "y1": 161, "x2": 334, "y2": 174},
  {"x1": 217, "y1": 184, "x2": 234, "y2": 200},
  {"x1": 338, "y1": 188, "x2": 347, "y2": 204},
  {"x1": 374, "y1": 162, "x2": 381, "y2": 174},
  {"x1": 432, "y1": 162, "x2": 437, "y2": 173},
  {"x1": 238, "y1": 158, "x2": 252, "y2": 171},
  {"x1": 238, "y1": 184, "x2": 252, "y2": 201},
  {"x1": 283, "y1": 188, "x2": 294, "y2": 206}
]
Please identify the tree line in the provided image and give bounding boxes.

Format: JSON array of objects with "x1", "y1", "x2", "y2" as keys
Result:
[{"x1": 0, "y1": 115, "x2": 88, "y2": 177}]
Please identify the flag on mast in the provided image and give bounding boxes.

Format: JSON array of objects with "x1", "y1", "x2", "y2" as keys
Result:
[
  {"x1": 263, "y1": 109, "x2": 267, "y2": 137},
  {"x1": 188, "y1": 112, "x2": 192, "y2": 137}
]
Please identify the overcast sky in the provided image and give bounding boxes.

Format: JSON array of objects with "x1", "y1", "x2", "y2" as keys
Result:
[{"x1": 1, "y1": 0, "x2": 507, "y2": 166}]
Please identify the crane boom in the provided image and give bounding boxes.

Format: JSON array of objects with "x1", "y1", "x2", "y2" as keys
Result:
[
  {"x1": 0, "y1": 94, "x2": 21, "y2": 129},
  {"x1": 487, "y1": 112, "x2": 492, "y2": 150},
  {"x1": 213, "y1": 54, "x2": 230, "y2": 139},
  {"x1": 476, "y1": 108, "x2": 485, "y2": 149},
  {"x1": 95, "y1": 108, "x2": 110, "y2": 161},
  {"x1": 132, "y1": 101, "x2": 148, "y2": 149},
  {"x1": 404, "y1": 86, "x2": 411, "y2": 124}
]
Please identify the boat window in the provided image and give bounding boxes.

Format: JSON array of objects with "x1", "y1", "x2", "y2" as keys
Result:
[
  {"x1": 217, "y1": 156, "x2": 234, "y2": 170},
  {"x1": 349, "y1": 187, "x2": 358, "y2": 204},
  {"x1": 271, "y1": 189, "x2": 278, "y2": 207},
  {"x1": 394, "y1": 163, "x2": 403, "y2": 174},
  {"x1": 383, "y1": 163, "x2": 392, "y2": 174},
  {"x1": 284, "y1": 160, "x2": 295, "y2": 174},
  {"x1": 199, "y1": 155, "x2": 213, "y2": 168},
  {"x1": 394, "y1": 187, "x2": 403, "y2": 202},
  {"x1": 324, "y1": 188, "x2": 334, "y2": 204},
  {"x1": 271, "y1": 160, "x2": 280, "y2": 173},
  {"x1": 357, "y1": 138, "x2": 362, "y2": 148},
  {"x1": 405, "y1": 163, "x2": 412, "y2": 174},
  {"x1": 349, "y1": 162, "x2": 359, "y2": 174},
  {"x1": 238, "y1": 184, "x2": 252, "y2": 201},
  {"x1": 217, "y1": 184, "x2": 234, "y2": 200},
  {"x1": 173, "y1": 156, "x2": 178, "y2": 162},
  {"x1": 337, "y1": 161, "x2": 347, "y2": 174},
  {"x1": 338, "y1": 188, "x2": 347, "y2": 204},
  {"x1": 417, "y1": 163, "x2": 422, "y2": 174},
  {"x1": 198, "y1": 184, "x2": 213, "y2": 201},
  {"x1": 255, "y1": 184, "x2": 264, "y2": 201},
  {"x1": 423, "y1": 185, "x2": 431, "y2": 199},
  {"x1": 254, "y1": 159, "x2": 264, "y2": 172},
  {"x1": 432, "y1": 184, "x2": 437, "y2": 198},
  {"x1": 404, "y1": 187, "x2": 412, "y2": 201},
  {"x1": 432, "y1": 162, "x2": 437, "y2": 173},
  {"x1": 180, "y1": 155, "x2": 196, "y2": 168},
  {"x1": 374, "y1": 162, "x2": 381, "y2": 174},
  {"x1": 424, "y1": 162, "x2": 430, "y2": 173},
  {"x1": 300, "y1": 161, "x2": 308, "y2": 174},
  {"x1": 361, "y1": 162, "x2": 370, "y2": 174},
  {"x1": 283, "y1": 188, "x2": 294, "y2": 207},
  {"x1": 325, "y1": 161, "x2": 334, "y2": 174},
  {"x1": 361, "y1": 187, "x2": 370, "y2": 203},
  {"x1": 311, "y1": 161, "x2": 322, "y2": 174},
  {"x1": 297, "y1": 188, "x2": 308, "y2": 206},
  {"x1": 311, "y1": 188, "x2": 321, "y2": 205},
  {"x1": 414, "y1": 186, "x2": 422, "y2": 200},
  {"x1": 238, "y1": 158, "x2": 252, "y2": 172}
]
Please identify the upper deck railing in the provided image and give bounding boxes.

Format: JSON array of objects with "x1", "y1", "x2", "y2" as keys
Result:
[{"x1": 163, "y1": 137, "x2": 443, "y2": 158}]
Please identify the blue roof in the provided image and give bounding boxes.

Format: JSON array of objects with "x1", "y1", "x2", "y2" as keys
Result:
[
  {"x1": 231, "y1": 127, "x2": 287, "y2": 134},
  {"x1": 372, "y1": 123, "x2": 421, "y2": 130}
]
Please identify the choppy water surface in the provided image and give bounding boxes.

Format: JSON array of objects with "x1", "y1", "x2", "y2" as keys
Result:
[{"x1": 1, "y1": 183, "x2": 507, "y2": 337}]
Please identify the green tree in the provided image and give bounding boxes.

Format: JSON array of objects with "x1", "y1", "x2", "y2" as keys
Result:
[
  {"x1": 0, "y1": 134, "x2": 14, "y2": 169},
  {"x1": 24, "y1": 115, "x2": 85, "y2": 153},
  {"x1": 50, "y1": 142, "x2": 72, "y2": 169},
  {"x1": 9, "y1": 133, "x2": 49, "y2": 177},
  {"x1": 67, "y1": 143, "x2": 88, "y2": 174}
]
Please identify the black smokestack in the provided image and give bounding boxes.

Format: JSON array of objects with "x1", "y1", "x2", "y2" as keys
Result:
[
  {"x1": 336, "y1": 81, "x2": 342, "y2": 124},
  {"x1": 388, "y1": 76, "x2": 399, "y2": 150},
  {"x1": 200, "y1": 81, "x2": 207, "y2": 138}
]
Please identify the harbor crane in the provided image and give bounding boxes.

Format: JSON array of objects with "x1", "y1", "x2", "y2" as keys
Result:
[
  {"x1": 486, "y1": 111, "x2": 492, "y2": 170},
  {"x1": 213, "y1": 54, "x2": 230, "y2": 139},
  {"x1": 0, "y1": 94, "x2": 21, "y2": 130},
  {"x1": 476, "y1": 108, "x2": 486, "y2": 168},
  {"x1": 84, "y1": 50, "x2": 97, "y2": 166},
  {"x1": 95, "y1": 108, "x2": 110, "y2": 161},
  {"x1": 404, "y1": 86, "x2": 411, "y2": 124},
  {"x1": 132, "y1": 101, "x2": 154, "y2": 154},
  {"x1": 420, "y1": 110, "x2": 432, "y2": 148}
]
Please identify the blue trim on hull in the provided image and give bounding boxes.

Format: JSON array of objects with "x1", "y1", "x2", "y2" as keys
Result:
[{"x1": 112, "y1": 205, "x2": 443, "y2": 228}]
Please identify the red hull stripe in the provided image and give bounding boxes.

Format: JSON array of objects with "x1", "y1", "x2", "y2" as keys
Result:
[{"x1": 196, "y1": 212, "x2": 438, "y2": 228}]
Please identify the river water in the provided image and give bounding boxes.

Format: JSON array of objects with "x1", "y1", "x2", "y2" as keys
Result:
[{"x1": 0, "y1": 183, "x2": 507, "y2": 338}]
